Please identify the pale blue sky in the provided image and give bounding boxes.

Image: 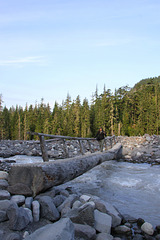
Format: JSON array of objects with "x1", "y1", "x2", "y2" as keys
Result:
[{"x1": 0, "y1": 0, "x2": 160, "y2": 109}]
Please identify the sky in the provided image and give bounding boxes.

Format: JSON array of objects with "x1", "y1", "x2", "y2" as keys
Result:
[{"x1": 0, "y1": 0, "x2": 160, "y2": 109}]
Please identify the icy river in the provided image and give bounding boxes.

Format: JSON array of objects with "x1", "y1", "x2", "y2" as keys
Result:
[{"x1": 2, "y1": 155, "x2": 160, "y2": 227}]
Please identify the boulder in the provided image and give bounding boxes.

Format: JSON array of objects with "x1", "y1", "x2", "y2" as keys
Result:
[
  {"x1": 11, "y1": 195, "x2": 25, "y2": 206},
  {"x1": 64, "y1": 202, "x2": 95, "y2": 227},
  {"x1": 0, "y1": 209, "x2": 7, "y2": 222},
  {"x1": 25, "y1": 197, "x2": 33, "y2": 209},
  {"x1": 7, "y1": 183, "x2": 33, "y2": 196},
  {"x1": 0, "y1": 190, "x2": 10, "y2": 200},
  {"x1": 58, "y1": 194, "x2": 78, "y2": 213},
  {"x1": 141, "y1": 222, "x2": 154, "y2": 236},
  {"x1": 94, "y1": 209, "x2": 112, "y2": 234},
  {"x1": 5, "y1": 232, "x2": 21, "y2": 240},
  {"x1": 38, "y1": 196, "x2": 60, "y2": 221},
  {"x1": 52, "y1": 195, "x2": 67, "y2": 207},
  {"x1": 24, "y1": 217, "x2": 75, "y2": 240},
  {"x1": 0, "y1": 171, "x2": 8, "y2": 180},
  {"x1": 74, "y1": 223, "x2": 96, "y2": 240},
  {"x1": 96, "y1": 232, "x2": 113, "y2": 240},
  {"x1": 92, "y1": 198, "x2": 122, "y2": 227},
  {"x1": 0, "y1": 179, "x2": 9, "y2": 190},
  {"x1": 114, "y1": 225, "x2": 132, "y2": 234},
  {"x1": 7, "y1": 203, "x2": 32, "y2": 230}
]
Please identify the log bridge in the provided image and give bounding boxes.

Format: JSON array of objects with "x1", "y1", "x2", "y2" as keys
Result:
[
  {"x1": 8, "y1": 133, "x2": 122, "y2": 197},
  {"x1": 27, "y1": 132, "x2": 116, "y2": 162}
]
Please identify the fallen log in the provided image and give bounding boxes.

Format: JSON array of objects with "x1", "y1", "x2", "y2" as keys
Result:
[{"x1": 8, "y1": 143, "x2": 122, "y2": 197}]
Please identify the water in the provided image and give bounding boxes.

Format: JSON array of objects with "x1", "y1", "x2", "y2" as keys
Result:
[
  {"x1": 65, "y1": 160, "x2": 160, "y2": 227},
  {"x1": 1, "y1": 156, "x2": 160, "y2": 227}
]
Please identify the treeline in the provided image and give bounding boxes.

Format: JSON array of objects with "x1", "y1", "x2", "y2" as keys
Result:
[{"x1": 1, "y1": 76, "x2": 160, "y2": 140}]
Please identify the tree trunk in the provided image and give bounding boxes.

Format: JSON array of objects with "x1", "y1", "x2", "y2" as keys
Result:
[{"x1": 8, "y1": 143, "x2": 122, "y2": 197}]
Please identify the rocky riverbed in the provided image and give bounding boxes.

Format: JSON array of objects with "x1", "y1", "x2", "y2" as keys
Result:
[{"x1": 0, "y1": 135, "x2": 160, "y2": 240}]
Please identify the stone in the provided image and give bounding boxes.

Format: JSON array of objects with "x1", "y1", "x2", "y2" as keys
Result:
[
  {"x1": 0, "y1": 189, "x2": 10, "y2": 200},
  {"x1": 38, "y1": 196, "x2": 60, "y2": 221},
  {"x1": 72, "y1": 200, "x2": 83, "y2": 209},
  {"x1": 24, "y1": 207, "x2": 33, "y2": 223},
  {"x1": 0, "y1": 171, "x2": 8, "y2": 180},
  {"x1": 74, "y1": 223, "x2": 96, "y2": 240},
  {"x1": 80, "y1": 194, "x2": 91, "y2": 203},
  {"x1": 0, "y1": 199, "x2": 13, "y2": 211},
  {"x1": 5, "y1": 232, "x2": 21, "y2": 240},
  {"x1": 94, "y1": 209, "x2": 112, "y2": 234},
  {"x1": 65, "y1": 202, "x2": 95, "y2": 227},
  {"x1": 32, "y1": 200, "x2": 40, "y2": 222},
  {"x1": 0, "y1": 209, "x2": 7, "y2": 222},
  {"x1": 58, "y1": 194, "x2": 78, "y2": 212},
  {"x1": 7, "y1": 183, "x2": 33, "y2": 196},
  {"x1": 7, "y1": 203, "x2": 32, "y2": 231},
  {"x1": 133, "y1": 234, "x2": 144, "y2": 240},
  {"x1": 52, "y1": 195, "x2": 66, "y2": 207},
  {"x1": 141, "y1": 222, "x2": 154, "y2": 236},
  {"x1": 93, "y1": 198, "x2": 122, "y2": 227},
  {"x1": 0, "y1": 179, "x2": 9, "y2": 189},
  {"x1": 96, "y1": 232, "x2": 113, "y2": 240},
  {"x1": 25, "y1": 197, "x2": 33, "y2": 209},
  {"x1": 0, "y1": 230, "x2": 4, "y2": 239},
  {"x1": 11, "y1": 195, "x2": 25, "y2": 206},
  {"x1": 114, "y1": 225, "x2": 132, "y2": 234},
  {"x1": 24, "y1": 217, "x2": 75, "y2": 240},
  {"x1": 60, "y1": 189, "x2": 70, "y2": 197}
]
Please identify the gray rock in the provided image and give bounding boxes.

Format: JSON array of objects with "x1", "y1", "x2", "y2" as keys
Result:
[
  {"x1": 94, "y1": 209, "x2": 112, "y2": 234},
  {"x1": 7, "y1": 183, "x2": 32, "y2": 196},
  {"x1": 141, "y1": 222, "x2": 154, "y2": 236},
  {"x1": 38, "y1": 196, "x2": 60, "y2": 221},
  {"x1": 32, "y1": 200, "x2": 40, "y2": 222},
  {"x1": 0, "y1": 230, "x2": 4, "y2": 239},
  {"x1": 133, "y1": 234, "x2": 144, "y2": 240},
  {"x1": 0, "y1": 209, "x2": 7, "y2": 222},
  {"x1": 0, "y1": 171, "x2": 8, "y2": 180},
  {"x1": 72, "y1": 200, "x2": 83, "y2": 209},
  {"x1": 7, "y1": 203, "x2": 32, "y2": 230},
  {"x1": 96, "y1": 232, "x2": 113, "y2": 240},
  {"x1": 60, "y1": 189, "x2": 70, "y2": 197},
  {"x1": 58, "y1": 194, "x2": 79, "y2": 212},
  {"x1": 74, "y1": 223, "x2": 96, "y2": 240},
  {"x1": 53, "y1": 195, "x2": 67, "y2": 207},
  {"x1": 64, "y1": 202, "x2": 95, "y2": 227},
  {"x1": 5, "y1": 232, "x2": 21, "y2": 240},
  {"x1": 11, "y1": 195, "x2": 25, "y2": 206},
  {"x1": 0, "y1": 189, "x2": 10, "y2": 200},
  {"x1": 114, "y1": 225, "x2": 132, "y2": 234},
  {"x1": 25, "y1": 197, "x2": 33, "y2": 209},
  {"x1": 0, "y1": 179, "x2": 9, "y2": 189},
  {"x1": 93, "y1": 198, "x2": 121, "y2": 227},
  {"x1": 0, "y1": 199, "x2": 14, "y2": 211},
  {"x1": 24, "y1": 217, "x2": 75, "y2": 240}
]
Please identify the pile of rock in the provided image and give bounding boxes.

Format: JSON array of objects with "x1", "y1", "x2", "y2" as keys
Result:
[
  {"x1": 118, "y1": 134, "x2": 160, "y2": 164},
  {"x1": 0, "y1": 138, "x2": 112, "y2": 159},
  {"x1": 0, "y1": 169, "x2": 160, "y2": 240}
]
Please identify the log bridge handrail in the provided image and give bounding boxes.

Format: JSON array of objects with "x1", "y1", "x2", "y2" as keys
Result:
[{"x1": 27, "y1": 132, "x2": 116, "y2": 162}]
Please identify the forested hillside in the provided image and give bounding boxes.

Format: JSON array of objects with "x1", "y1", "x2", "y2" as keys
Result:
[{"x1": 1, "y1": 76, "x2": 160, "y2": 140}]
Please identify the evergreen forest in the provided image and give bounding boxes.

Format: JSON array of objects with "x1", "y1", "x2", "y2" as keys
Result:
[{"x1": 1, "y1": 76, "x2": 160, "y2": 140}]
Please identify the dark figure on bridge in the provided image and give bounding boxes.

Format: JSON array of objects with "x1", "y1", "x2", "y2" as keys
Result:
[{"x1": 95, "y1": 127, "x2": 106, "y2": 152}]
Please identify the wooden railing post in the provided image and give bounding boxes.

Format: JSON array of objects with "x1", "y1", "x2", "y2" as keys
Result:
[
  {"x1": 78, "y1": 140, "x2": 84, "y2": 155},
  {"x1": 39, "y1": 135, "x2": 49, "y2": 162},
  {"x1": 62, "y1": 139, "x2": 69, "y2": 158}
]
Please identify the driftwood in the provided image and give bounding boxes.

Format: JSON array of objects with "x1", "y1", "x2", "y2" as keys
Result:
[{"x1": 8, "y1": 143, "x2": 122, "y2": 197}]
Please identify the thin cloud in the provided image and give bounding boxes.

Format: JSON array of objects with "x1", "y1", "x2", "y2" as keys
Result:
[{"x1": 0, "y1": 56, "x2": 45, "y2": 66}]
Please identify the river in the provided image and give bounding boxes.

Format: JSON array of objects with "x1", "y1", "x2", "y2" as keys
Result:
[{"x1": 1, "y1": 156, "x2": 160, "y2": 227}]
